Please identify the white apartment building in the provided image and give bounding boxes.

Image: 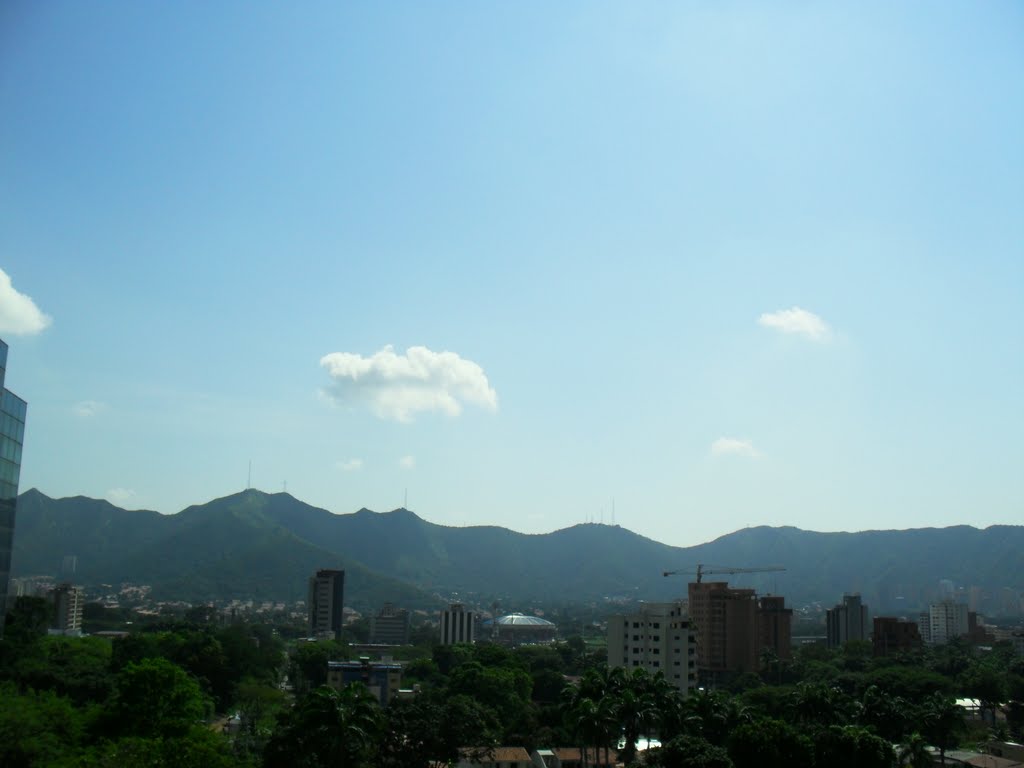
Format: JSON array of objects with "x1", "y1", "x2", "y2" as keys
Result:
[
  {"x1": 607, "y1": 601, "x2": 697, "y2": 694},
  {"x1": 50, "y1": 583, "x2": 84, "y2": 636},
  {"x1": 921, "y1": 600, "x2": 969, "y2": 645}
]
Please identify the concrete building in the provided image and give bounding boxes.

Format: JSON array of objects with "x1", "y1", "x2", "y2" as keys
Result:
[
  {"x1": 369, "y1": 603, "x2": 411, "y2": 645},
  {"x1": 308, "y1": 569, "x2": 345, "y2": 640},
  {"x1": 50, "y1": 583, "x2": 84, "y2": 636},
  {"x1": 758, "y1": 595, "x2": 793, "y2": 661},
  {"x1": 0, "y1": 339, "x2": 27, "y2": 632},
  {"x1": 687, "y1": 581, "x2": 793, "y2": 685},
  {"x1": 872, "y1": 616, "x2": 923, "y2": 656},
  {"x1": 688, "y1": 582, "x2": 758, "y2": 685},
  {"x1": 924, "y1": 600, "x2": 969, "y2": 645},
  {"x1": 327, "y1": 656, "x2": 401, "y2": 706},
  {"x1": 607, "y1": 601, "x2": 698, "y2": 694},
  {"x1": 489, "y1": 613, "x2": 557, "y2": 647},
  {"x1": 826, "y1": 594, "x2": 869, "y2": 648},
  {"x1": 440, "y1": 603, "x2": 476, "y2": 645}
]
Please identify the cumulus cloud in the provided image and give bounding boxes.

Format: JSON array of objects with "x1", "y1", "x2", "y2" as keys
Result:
[
  {"x1": 0, "y1": 268, "x2": 51, "y2": 335},
  {"x1": 711, "y1": 437, "x2": 761, "y2": 458},
  {"x1": 337, "y1": 458, "x2": 363, "y2": 472},
  {"x1": 107, "y1": 487, "x2": 136, "y2": 505},
  {"x1": 758, "y1": 306, "x2": 831, "y2": 341},
  {"x1": 399, "y1": 455, "x2": 416, "y2": 469},
  {"x1": 320, "y1": 345, "x2": 498, "y2": 422},
  {"x1": 73, "y1": 400, "x2": 106, "y2": 418}
]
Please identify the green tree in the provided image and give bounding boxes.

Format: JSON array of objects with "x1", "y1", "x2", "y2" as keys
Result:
[
  {"x1": 649, "y1": 735, "x2": 734, "y2": 768},
  {"x1": 921, "y1": 693, "x2": 965, "y2": 766},
  {"x1": 290, "y1": 639, "x2": 345, "y2": 693},
  {"x1": 617, "y1": 668, "x2": 663, "y2": 765},
  {"x1": 264, "y1": 684, "x2": 382, "y2": 768},
  {"x1": 813, "y1": 725, "x2": 894, "y2": 768},
  {"x1": 0, "y1": 683, "x2": 84, "y2": 768},
  {"x1": 727, "y1": 717, "x2": 814, "y2": 768},
  {"x1": 898, "y1": 732, "x2": 933, "y2": 768},
  {"x1": 108, "y1": 657, "x2": 210, "y2": 739},
  {"x1": 378, "y1": 693, "x2": 498, "y2": 768},
  {"x1": 858, "y1": 684, "x2": 910, "y2": 743}
]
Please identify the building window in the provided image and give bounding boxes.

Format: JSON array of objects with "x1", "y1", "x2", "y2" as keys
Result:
[
  {"x1": 653, "y1": 623, "x2": 660, "y2": 628},
  {"x1": 652, "y1": 661, "x2": 660, "y2": 667}
]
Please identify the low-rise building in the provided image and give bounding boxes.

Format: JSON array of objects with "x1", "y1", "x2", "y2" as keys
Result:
[
  {"x1": 456, "y1": 747, "x2": 533, "y2": 768},
  {"x1": 326, "y1": 656, "x2": 401, "y2": 706}
]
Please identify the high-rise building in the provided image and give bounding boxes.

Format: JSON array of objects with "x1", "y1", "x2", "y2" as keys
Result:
[
  {"x1": 758, "y1": 595, "x2": 793, "y2": 661},
  {"x1": 0, "y1": 339, "x2": 27, "y2": 633},
  {"x1": 688, "y1": 581, "x2": 759, "y2": 685},
  {"x1": 51, "y1": 583, "x2": 84, "y2": 636},
  {"x1": 924, "y1": 600, "x2": 969, "y2": 645},
  {"x1": 440, "y1": 603, "x2": 475, "y2": 645},
  {"x1": 687, "y1": 581, "x2": 793, "y2": 685},
  {"x1": 308, "y1": 569, "x2": 345, "y2": 640},
  {"x1": 607, "y1": 601, "x2": 698, "y2": 694},
  {"x1": 826, "y1": 594, "x2": 869, "y2": 648},
  {"x1": 369, "y1": 602, "x2": 411, "y2": 645},
  {"x1": 872, "y1": 616, "x2": 922, "y2": 656}
]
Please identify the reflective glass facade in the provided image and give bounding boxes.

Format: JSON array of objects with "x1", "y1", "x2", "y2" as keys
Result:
[{"x1": 0, "y1": 339, "x2": 27, "y2": 629}]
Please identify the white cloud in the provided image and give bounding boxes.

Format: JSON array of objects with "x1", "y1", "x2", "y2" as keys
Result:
[
  {"x1": 107, "y1": 487, "x2": 136, "y2": 505},
  {"x1": 320, "y1": 345, "x2": 498, "y2": 422},
  {"x1": 73, "y1": 400, "x2": 106, "y2": 418},
  {"x1": 0, "y1": 268, "x2": 51, "y2": 335},
  {"x1": 399, "y1": 455, "x2": 416, "y2": 469},
  {"x1": 711, "y1": 437, "x2": 761, "y2": 458},
  {"x1": 337, "y1": 458, "x2": 363, "y2": 472},
  {"x1": 758, "y1": 306, "x2": 831, "y2": 341}
]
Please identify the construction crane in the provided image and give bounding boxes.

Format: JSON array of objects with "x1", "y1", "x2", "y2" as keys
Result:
[{"x1": 662, "y1": 564, "x2": 786, "y2": 583}]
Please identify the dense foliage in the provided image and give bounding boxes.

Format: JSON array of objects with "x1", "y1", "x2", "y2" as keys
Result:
[{"x1": 2, "y1": 595, "x2": 1022, "y2": 768}]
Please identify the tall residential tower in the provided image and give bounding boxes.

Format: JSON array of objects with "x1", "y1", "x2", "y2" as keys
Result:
[
  {"x1": 308, "y1": 569, "x2": 345, "y2": 640},
  {"x1": 0, "y1": 339, "x2": 28, "y2": 632}
]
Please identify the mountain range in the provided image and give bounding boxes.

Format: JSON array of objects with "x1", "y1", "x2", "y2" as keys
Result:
[{"x1": 11, "y1": 488, "x2": 1024, "y2": 614}]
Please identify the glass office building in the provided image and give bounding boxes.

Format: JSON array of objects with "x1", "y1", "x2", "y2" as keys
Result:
[{"x1": 0, "y1": 339, "x2": 27, "y2": 631}]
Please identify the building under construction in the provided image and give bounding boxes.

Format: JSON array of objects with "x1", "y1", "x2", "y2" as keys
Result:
[{"x1": 687, "y1": 581, "x2": 793, "y2": 687}]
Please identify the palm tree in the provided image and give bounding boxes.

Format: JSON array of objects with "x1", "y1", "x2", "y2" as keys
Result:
[
  {"x1": 898, "y1": 732, "x2": 932, "y2": 768},
  {"x1": 566, "y1": 696, "x2": 618, "y2": 768},
  {"x1": 922, "y1": 693, "x2": 964, "y2": 767},
  {"x1": 617, "y1": 678, "x2": 658, "y2": 765},
  {"x1": 294, "y1": 684, "x2": 382, "y2": 768}
]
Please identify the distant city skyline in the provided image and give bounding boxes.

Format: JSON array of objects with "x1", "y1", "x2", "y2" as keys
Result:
[{"x1": 1, "y1": 3, "x2": 1022, "y2": 547}]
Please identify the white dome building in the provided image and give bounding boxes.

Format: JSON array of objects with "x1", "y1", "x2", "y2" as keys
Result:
[{"x1": 487, "y1": 612, "x2": 557, "y2": 646}]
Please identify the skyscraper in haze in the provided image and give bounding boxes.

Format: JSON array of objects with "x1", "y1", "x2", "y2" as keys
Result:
[
  {"x1": 0, "y1": 339, "x2": 27, "y2": 634},
  {"x1": 308, "y1": 569, "x2": 345, "y2": 640},
  {"x1": 826, "y1": 593, "x2": 869, "y2": 648}
]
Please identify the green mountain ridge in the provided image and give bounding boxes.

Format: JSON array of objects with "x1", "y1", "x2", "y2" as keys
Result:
[{"x1": 11, "y1": 488, "x2": 1024, "y2": 612}]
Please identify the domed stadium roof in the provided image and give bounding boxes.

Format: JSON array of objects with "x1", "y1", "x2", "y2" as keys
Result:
[{"x1": 493, "y1": 613, "x2": 555, "y2": 627}]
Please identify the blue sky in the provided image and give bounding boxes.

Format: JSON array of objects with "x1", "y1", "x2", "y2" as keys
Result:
[{"x1": 1, "y1": 2, "x2": 1021, "y2": 547}]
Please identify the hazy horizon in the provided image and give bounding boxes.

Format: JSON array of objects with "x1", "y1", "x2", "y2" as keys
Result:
[{"x1": 2, "y1": 3, "x2": 1022, "y2": 548}]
